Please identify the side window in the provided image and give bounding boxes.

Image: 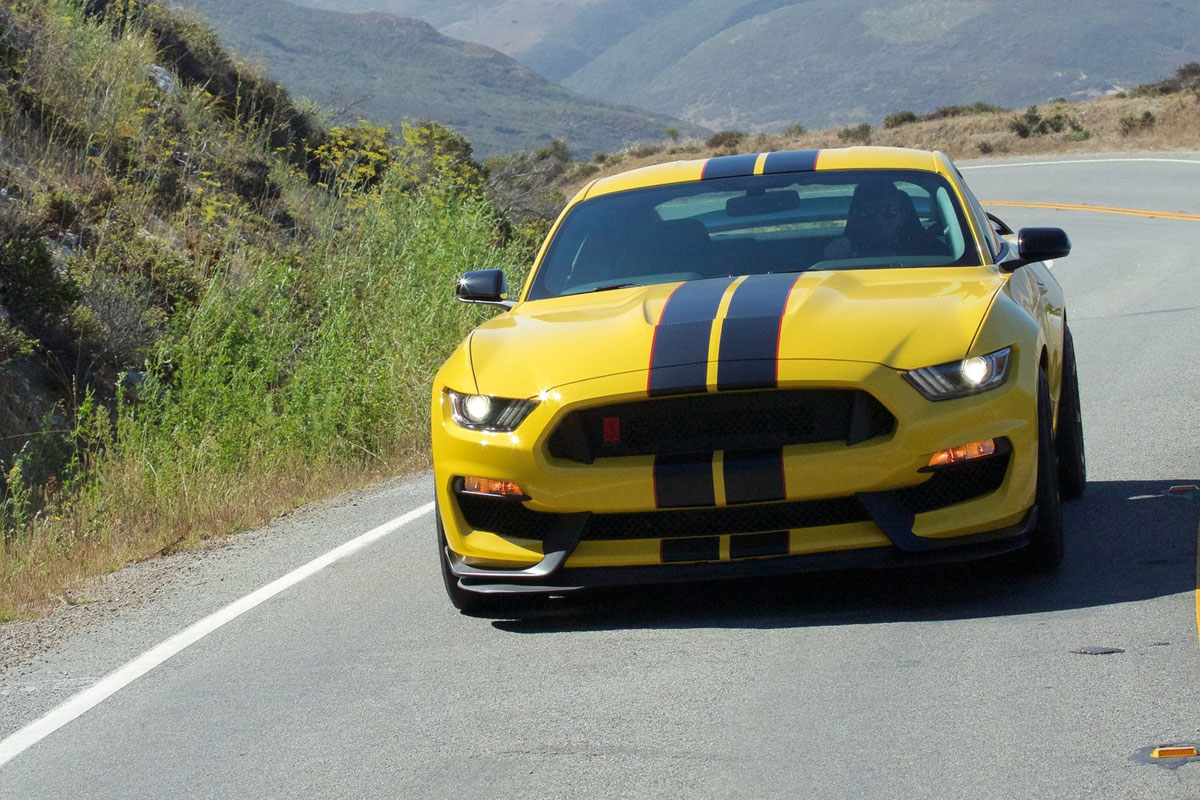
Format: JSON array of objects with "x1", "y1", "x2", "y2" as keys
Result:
[{"x1": 955, "y1": 176, "x2": 1002, "y2": 261}]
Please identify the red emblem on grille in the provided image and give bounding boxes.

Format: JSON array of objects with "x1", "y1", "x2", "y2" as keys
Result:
[{"x1": 603, "y1": 416, "x2": 621, "y2": 444}]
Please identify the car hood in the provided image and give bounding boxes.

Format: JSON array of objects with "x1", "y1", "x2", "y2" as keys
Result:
[{"x1": 469, "y1": 269, "x2": 1005, "y2": 397}]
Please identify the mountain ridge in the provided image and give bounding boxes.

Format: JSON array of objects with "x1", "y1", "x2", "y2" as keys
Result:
[
  {"x1": 291, "y1": 0, "x2": 1200, "y2": 132},
  {"x1": 166, "y1": 0, "x2": 707, "y2": 157}
]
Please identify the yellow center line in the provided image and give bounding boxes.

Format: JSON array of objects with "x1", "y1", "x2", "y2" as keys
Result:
[{"x1": 985, "y1": 200, "x2": 1200, "y2": 222}]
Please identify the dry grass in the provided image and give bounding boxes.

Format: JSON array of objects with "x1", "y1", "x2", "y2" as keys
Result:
[
  {"x1": 0, "y1": 447, "x2": 430, "y2": 621},
  {"x1": 566, "y1": 92, "x2": 1200, "y2": 194}
]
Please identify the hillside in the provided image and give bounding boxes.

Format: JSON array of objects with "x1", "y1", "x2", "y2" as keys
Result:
[
  {"x1": 0, "y1": 0, "x2": 526, "y2": 619},
  {"x1": 165, "y1": 0, "x2": 707, "y2": 157},
  {"x1": 294, "y1": 0, "x2": 1200, "y2": 132}
]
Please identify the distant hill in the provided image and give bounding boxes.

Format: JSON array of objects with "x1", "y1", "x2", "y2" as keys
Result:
[
  {"x1": 166, "y1": 0, "x2": 707, "y2": 157},
  {"x1": 293, "y1": 0, "x2": 1200, "y2": 132}
]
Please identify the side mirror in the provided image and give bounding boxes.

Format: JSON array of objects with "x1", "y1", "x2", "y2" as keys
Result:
[
  {"x1": 456, "y1": 269, "x2": 513, "y2": 310},
  {"x1": 1000, "y1": 227, "x2": 1071, "y2": 272}
]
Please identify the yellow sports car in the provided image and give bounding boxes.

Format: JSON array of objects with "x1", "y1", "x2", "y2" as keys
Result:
[{"x1": 431, "y1": 146, "x2": 1084, "y2": 613}]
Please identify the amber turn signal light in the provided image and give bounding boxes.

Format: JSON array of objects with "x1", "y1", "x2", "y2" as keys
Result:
[
  {"x1": 462, "y1": 476, "x2": 525, "y2": 498},
  {"x1": 928, "y1": 438, "x2": 996, "y2": 468}
]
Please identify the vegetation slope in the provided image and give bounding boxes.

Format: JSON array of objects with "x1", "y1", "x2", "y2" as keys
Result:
[{"x1": 0, "y1": 0, "x2": 529, "y2": 619}]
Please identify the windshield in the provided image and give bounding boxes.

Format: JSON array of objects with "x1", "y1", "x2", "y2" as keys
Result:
[{"x1": 526, "y1": 169, "x2": 981, "y2": 300}]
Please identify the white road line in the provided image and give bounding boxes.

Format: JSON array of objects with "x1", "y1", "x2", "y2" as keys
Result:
[
  {"x1": 962, "y1": 157, "x2": 1200, "y2": 170},
  {"x1": 0, "y1": 501, "x2": 435, "y2": 770}
]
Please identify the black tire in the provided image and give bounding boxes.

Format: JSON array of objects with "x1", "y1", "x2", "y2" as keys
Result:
[
  {"x1": 1022, "y1": 370, "x2": 1064, "y2": 571},
  {"x1": 1055, "y1": 325, "x2": 1086, "y2": 501},
  {"x1": 436, "y1": 505, "x2": 524, "y2": 617}
]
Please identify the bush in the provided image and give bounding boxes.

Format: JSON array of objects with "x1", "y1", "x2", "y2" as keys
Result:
[
  {"x1": 1118, "y1": 111, "x2": 1156, "y2": 135},
  {"x1": 1009, "y1": 106, "x2": 1044, "y2": 138},
  {"x1": 883, "y1": 110, "x2": 918, "y2": 129},
  {"x1": 1130, "y1": 62, "x2": 1200, "y2": 97},
  {"x1": 705, "y1": 130, "x2": 746, "y2": 150},
  {"x1": 626, "y1": 143, "x2": 664, "y2": 158},
  {"x1": 0, "y1": 218, "x2": 78, "y2": 326},
  {"x1": 925, "y1": 102, "x2": 1006, "y2": 120},
  {"x1": 783, "y1": 123, "x2": 808, "y2": 137},
  {"x1": 0, "y1": 317, "x2": 35, "y2": 363},
  {"x1": 837, "y1": 123, "x2": 872, "y2": 144},
  {"x1": 1008, "y1": 105, "x2": 1082, "y2": 139}
]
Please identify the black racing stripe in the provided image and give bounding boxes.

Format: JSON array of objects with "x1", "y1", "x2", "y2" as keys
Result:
[
  {"x1": 648, "y1": 277, "x2": 734, "y2": 397},
  {"x1": 762, "y1": 149, "x2": 820, "y2": 174},
  {"x1": 701, "y1": 153, "x2": 759, "y2": 180},
  {"x1": 729, "y1": 531, "x2": 790, "y2": 559},
  {"x1": 723, "y1": 448, "x2": 785, "y2": 505},
  {"x1": 661, "y1": 536, "x2": 721, "y2": 563},
  {"x1": 716, "y1": 272, "x2": 800, "y2": 391},
  {"x1": 653, "y1": 453, "x2": 716, "y2": 509}
]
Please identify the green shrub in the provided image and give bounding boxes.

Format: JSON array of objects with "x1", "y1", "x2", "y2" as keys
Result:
[
  {"x1": 705, "y1": 130, "x2": 746, "y2": 150},
  {"x1": 1130, "y1": 61, "x2": 1200, "y2": 97},
  {"x1": 0, "y1": 317, "x2": 35, "y2": 362},
  {"x1": 783, "y1": 123, "x2": 808, "y2": 137},
  {"x1": 1009, "y1": 106, "x2": 1041, "y2": 138},
  {"x1": 0, "y1": 220, "x2": 78, "y2": 324},
  {"x1": 1119, "y1": 111, "x2": 1156, "y2": 135},
  {"x1": 925, "y1": 102, "x2": 1005, "y2": 120},
  {"x1": 627, "y1": 143, "x2": 664, "y2": 158},
  {"x1": 837, "y1": 123, "x2": 872, "y2": 144},
  {"x1": 1008, "y1": 105, "x2": 1077, "y2": 138},
  {"x1": 883, "y1": 110, "x2": 918, "y2": 129}
]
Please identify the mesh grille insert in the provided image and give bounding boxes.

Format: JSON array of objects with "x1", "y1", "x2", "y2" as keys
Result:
[{"x1": 547, "y1": 389, "x2": 894, "y2": 463}]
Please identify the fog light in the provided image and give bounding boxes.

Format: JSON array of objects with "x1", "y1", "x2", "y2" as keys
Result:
[
  {"x1": 928, "y1": 438, "x2": 996, "y2": 468},
  {"x1": 462, "y1": 476, "x2": 525, "y2": 498}
]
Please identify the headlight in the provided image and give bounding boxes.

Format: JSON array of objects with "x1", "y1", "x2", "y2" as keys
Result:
[
  {"x1": 446, "y1": 389, "x2": 537, "y2": 431},
  {"x1": 903, "y1": 346, "x2": 1012, "y2": 401}
]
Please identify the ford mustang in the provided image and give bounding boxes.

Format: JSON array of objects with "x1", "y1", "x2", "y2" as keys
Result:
[{"x1": 431, "y1": 146, "x2": 1085, "y2": 614}]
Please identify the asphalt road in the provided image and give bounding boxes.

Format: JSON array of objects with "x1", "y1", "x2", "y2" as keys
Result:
[{"x1": 2, "y1": 154, "x2": 1199, "y2": 799}]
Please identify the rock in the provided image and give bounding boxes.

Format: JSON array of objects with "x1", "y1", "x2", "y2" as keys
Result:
[{"x1": 146, "y1": 64, "x2": 177, "y2": 95}]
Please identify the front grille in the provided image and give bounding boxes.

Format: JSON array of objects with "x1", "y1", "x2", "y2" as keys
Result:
[
  {"x1": 547, "y1": 389, "x2": 895, "y2": 463},
  {"x1": 455, "y1": 448, "x2": 1010, "y2": 543}
]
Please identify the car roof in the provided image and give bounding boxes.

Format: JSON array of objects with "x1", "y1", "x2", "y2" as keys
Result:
[{"x1": 581, "y1": 146, "x2": 951, "y2": 201}]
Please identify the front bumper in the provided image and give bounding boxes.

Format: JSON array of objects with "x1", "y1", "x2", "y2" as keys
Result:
[
  {"x1": 432, "y1": 354, "x2": 1039, "y2": 588},
  {"x1": 441, "y1": 506, "x2": 1037, "y2": 596}
]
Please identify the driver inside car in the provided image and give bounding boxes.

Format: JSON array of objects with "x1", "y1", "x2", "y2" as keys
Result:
[{"x1": 823, "y1": 178, "x2": 948, "y2": 260}]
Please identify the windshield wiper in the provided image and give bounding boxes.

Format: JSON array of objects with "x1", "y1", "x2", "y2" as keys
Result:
[{"x1": 586, "y1": 282, "x2": 642, "y2": 293}]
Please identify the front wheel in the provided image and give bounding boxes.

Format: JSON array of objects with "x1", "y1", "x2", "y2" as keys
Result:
[
  {"x1": 1021, "y1": 370, "x2": 1064, "y2": 571},
  {"x1": 1056, "y1": 325, "x2": 1086, "y2": 501}
]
